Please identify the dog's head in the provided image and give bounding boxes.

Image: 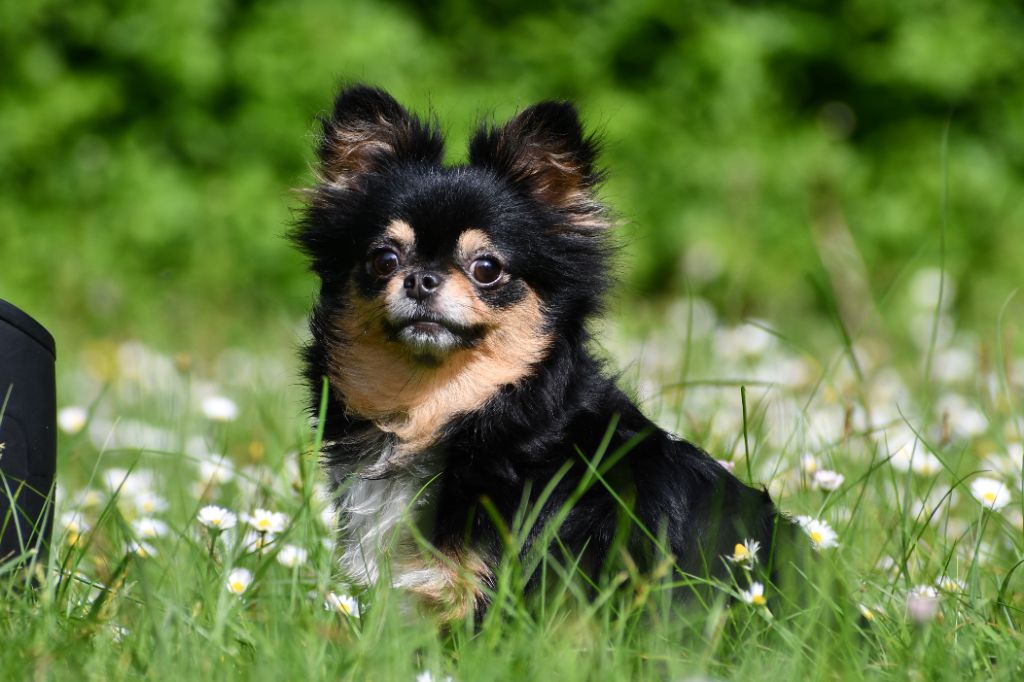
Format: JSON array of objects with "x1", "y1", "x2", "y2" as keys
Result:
[{"x1": 294, "y1": 86, "x2": 611, "y2": 433}]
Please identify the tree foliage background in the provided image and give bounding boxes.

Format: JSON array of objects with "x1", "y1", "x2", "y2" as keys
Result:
[{"x1": 2, "y1": 0, "x2": 1022, "y2": 352}]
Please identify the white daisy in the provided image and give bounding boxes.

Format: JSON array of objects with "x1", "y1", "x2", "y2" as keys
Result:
[
  {"x1": 857, "y1": 603, "x2": 877, "y2": 622},
  {"x1": 198, "y1": 455, "x2": 235, "y2": 486},
  {"x1": 969, "y1": 477, "x2": 1010, "y2": 511},
  {"x1": 226, "y1": 568, "x2": 253, "y2": 595},
  {"x1": 800, "y1": 454, "x2": 819, "y2": 475},
  {"x1": 72, "y1": 488, "x2": 105, "y2": 509},
  {"x1": 910, "y1": 451, "x2": 943, "y2": 476},
  {"x1": 132, "y1": 491, "x2": 169, "y2": 515},
  {"x1": 716, "y1": 459, "x2": 736, "y2": 473},
  {"x1": 725, "y1": 538, "x2": 761, "y2": 570},
  {"x1": 796, "y1": 516, "x2": 839, "y2": 551},
  {"x1": 126, "y1": 540, "x2": 157, "y2": 558},
  {"x1": 276, "y1": 544, "x2": 309, "y2": 568},
  {"x1": 244, "y1": 508, "x2": 288, "y2": 534},
  {"x1": 325, "y1": 592, "x2": 360, "y2": 617},
  {"x1": 935, "y1": 576, "x2": 966, "y2": 593},
  {"x1": 102, "y1": 468, "x2": 155, "y2": 496},
  {"x1": 60, "y1": 511, "x2": 90, "y2": 545},
  {"x1": 243, "y1": 530, "x2": 276, "y2": 554},
  {"x1": 132, "y1": 517, "x2": 169, "y2": 539},
  {"x1": 197, "y1": 505, "x2": 237, "y2": 530},
  {"x1": 201, "y1": 395, "x2": 239, "y2": 422},
  {"x1": 812, "y1": 469, "x2": 844, "y2": 491},
  {"x1": 57, "y1": 406, "x2": 88, "y2": 435},
  {"x1": 319, "y1": 505, "x2": 338, "y2": 529},
  {"x1": 906, "y1": 585, "x2": 940, "y2": 623},
  {"x1": 739, "y1": 581, "x2": 767, "y2": 606},
  {"x1": 415, "y1": 673, "x2": 453, "y2": 682}
]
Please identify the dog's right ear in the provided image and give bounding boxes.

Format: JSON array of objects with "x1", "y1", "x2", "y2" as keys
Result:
[{"x1": 316, "y1": 85, "x2": 444, "y2": 190}]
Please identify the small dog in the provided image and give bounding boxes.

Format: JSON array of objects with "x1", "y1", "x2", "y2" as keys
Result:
[{"x1": 293, "y1": 85, "x2": 793, "y2": 620}]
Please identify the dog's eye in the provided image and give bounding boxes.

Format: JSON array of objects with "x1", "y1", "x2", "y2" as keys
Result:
[
  {"x1": 469, "y1": 257, "x2": 502, "y2": 286},
  {"x1": 371, "y1": 249, "x2": 400, "y2": 276}
]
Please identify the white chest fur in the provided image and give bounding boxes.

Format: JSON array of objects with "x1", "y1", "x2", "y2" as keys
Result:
[{"x1": 330, "y1": 432, "x2": 444, "y2": 590}]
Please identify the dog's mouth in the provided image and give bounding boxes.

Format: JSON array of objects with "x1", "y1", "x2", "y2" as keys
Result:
[{"x1": 383, "y1": 314, "x2": 483, "y2": 361}]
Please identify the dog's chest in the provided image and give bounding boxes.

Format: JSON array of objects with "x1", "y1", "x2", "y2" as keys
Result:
[{"x1": 331, "y1": 436, "x2": 443, "y2": 588}]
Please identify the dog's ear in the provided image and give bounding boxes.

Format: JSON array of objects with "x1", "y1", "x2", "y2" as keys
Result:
[
  {"x1": 317, "y1": 85, "x2": 444, "y2": 189},
  {"x1": 468, "y1": 102, "x2": 607, "y2": 231}
]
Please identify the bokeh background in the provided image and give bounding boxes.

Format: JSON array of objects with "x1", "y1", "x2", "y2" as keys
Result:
[{"x1": 2, "y1": 0, "x2": 1023, "y2": 359}]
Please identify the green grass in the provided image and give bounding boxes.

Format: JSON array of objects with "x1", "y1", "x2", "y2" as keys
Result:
[{"x1": 3, "y1": 285, "x2": 1023, "y2": 681}]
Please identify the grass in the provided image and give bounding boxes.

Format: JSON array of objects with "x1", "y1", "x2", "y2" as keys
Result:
[{"x1": 2, "y1": 275, "x2": 1024, "y2": 681}]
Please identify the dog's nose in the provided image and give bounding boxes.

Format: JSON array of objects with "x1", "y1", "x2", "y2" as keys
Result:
[{"x1": 404, "y1": 271, "x2": 442, "y2": 300}]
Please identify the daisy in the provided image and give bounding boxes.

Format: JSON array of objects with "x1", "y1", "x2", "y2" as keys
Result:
[
  {"x1": 59, "y1": 511, "x2": 90, "y2": 545},
  {"x1": 319, "y1": 505, "x2": 338, "y2": 529},
  {"x1": 325, "y1": 592, "x2": 360, "y2": 617},
  {"x1": 935, "y1": 576, "x2": 966, "y2": 593},
  {"x1": 132, "y1": 517, "x2": 169, "y2": 539},
  {"x1": 812, "y1": 469, "x2": 844, "y2": 491},
  {"x1": 796, "y1": 516, "x2": 839, "y2": 551},
  {"x1": 197, "y1": 505, "x2": 237, "y2": 530},
  {"x1": 132, "y1": 491, "x2": 169, "y2": 515},
  {"x1": 910, "y1": 452, "x2": 942, "y2": 477},
  {"x1": 226, "y1": 568, "x2": 253, "y2": 595},
  {"x1": 716, "y1": 459, "x2": 736, "y2": 473},
  {"x1": 725, "y1": 538, "x2": 761, "y2": 570},
  {"x1": 800, "y1": 454, "x2": 819, "y2": 475},
  {"x1": 739, "y1": 581, "x2": 767, "y2": 606},
  {"x1": 276, "y1": 544, "x2": 309, "y2": 568},
  {"x1": 969, "y1": 477, "x2": 1010, "y2": 511},
  {"x1": 416, "y1": 673, "x2": 453, "y2": 682},
  {"x1": 126, "y1": 540, "x2": 157, "y2": 558},
  {"x1": 57, "y1": 406, "x2": 88, "y2": 435},
  {"x1": 244, "y1": 508, "x2": 288, "y2": 534},
  {"x1": 102, "y1": 468, "x2": 155, "y2": 496},
  {"x1": 243, "y1": 530, "x2": 276, "y2": 554},
  {"x1": 73, "y1": 488, "x2": 105, "y2": 509},
  {"x1": 907, "y1": 585, "x2": 940, "y2": 623},
  {"x1": 201, "y1": 395, "x2": 239, "y2": 422},
  {"x1": 198, "y1": 455, "x2": 235, "y2": 486}
]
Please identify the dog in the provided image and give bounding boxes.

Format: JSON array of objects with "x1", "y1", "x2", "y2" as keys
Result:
[{"x1": 292, "y1": 85, "x2": 794, "y2": 620}]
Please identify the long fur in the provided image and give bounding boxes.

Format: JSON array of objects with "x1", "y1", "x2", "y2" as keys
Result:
[{"x1": 292, "y1": 85, "x2": 796, "y2": 619}]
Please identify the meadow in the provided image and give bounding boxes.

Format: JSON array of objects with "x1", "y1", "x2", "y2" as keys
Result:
[
  {"x1": 3, "y1": 269, "x2": 1023, "y2": 680},
  {"x1": 2, "y1": 1, "x2": 1024, "y2": 680}
]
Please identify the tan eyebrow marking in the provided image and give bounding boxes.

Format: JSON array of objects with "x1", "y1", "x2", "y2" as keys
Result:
[
  {"x1": 456, "y1": 229, "x2": 494, "y2": 260},
  {"x1": 385, "y1": 219, "x2": 415, "y2": 248}
]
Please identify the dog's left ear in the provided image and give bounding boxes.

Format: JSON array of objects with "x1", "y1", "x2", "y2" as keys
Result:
[{"x1": 469, "y1": 102, "x2": 607, "y2": 231}]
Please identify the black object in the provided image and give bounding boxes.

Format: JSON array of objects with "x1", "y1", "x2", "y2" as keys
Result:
[{"x1": 0, "y1": 299, "x2": 56, "y2": 563}]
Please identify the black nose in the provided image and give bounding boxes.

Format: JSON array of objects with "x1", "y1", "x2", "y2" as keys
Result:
[{"x1": 404, "y1": 271, "x2": 442, "y2": 300}]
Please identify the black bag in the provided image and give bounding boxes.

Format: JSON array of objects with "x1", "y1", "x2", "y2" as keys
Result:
[{"x1": 0, "y1": 299, "x2": 56, "y2": 563}]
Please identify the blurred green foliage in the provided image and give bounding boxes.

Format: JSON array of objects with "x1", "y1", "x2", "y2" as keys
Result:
[{"x1": 1, "y1": 0, "x2": 1022, "y2": 351}]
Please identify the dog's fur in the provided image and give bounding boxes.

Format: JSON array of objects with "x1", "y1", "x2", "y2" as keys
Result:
[{"x1": 293, "y1": 85, "x2": 793, "y2": 620}]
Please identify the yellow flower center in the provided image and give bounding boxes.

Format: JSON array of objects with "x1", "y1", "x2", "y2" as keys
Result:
[
  {"x1": 733, "y1": 543, "x2": 749, "y2": 558},
  {"x1": 751, "y1": 594, "x2": 766, "y2": 606},
  {"x1": 338, "y1": 602, "x2": 351, "y2": 614},
  {"x1": 229, "y1": 581, "x2": 246, "y2": 593},
  {"x1": 983, "y1": 492, "x2": 996, "y2": 504},
  {"x1": 210, "y1": 518, "x2": 221, "y2": 526},
  {"x1": 257, "y1": 519, "x2": 271, "y2": 530},
  {"x1": 810, "y1": 530, "x2": 824, "y2": 544},
  {"x1": 861, "y1": 608, "x2": 875, "y2": 621}
]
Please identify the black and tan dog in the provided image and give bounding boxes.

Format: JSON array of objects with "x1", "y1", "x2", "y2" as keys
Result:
[{"x1": 293, "y1": 85, "x2": 793, "y2": 620}]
